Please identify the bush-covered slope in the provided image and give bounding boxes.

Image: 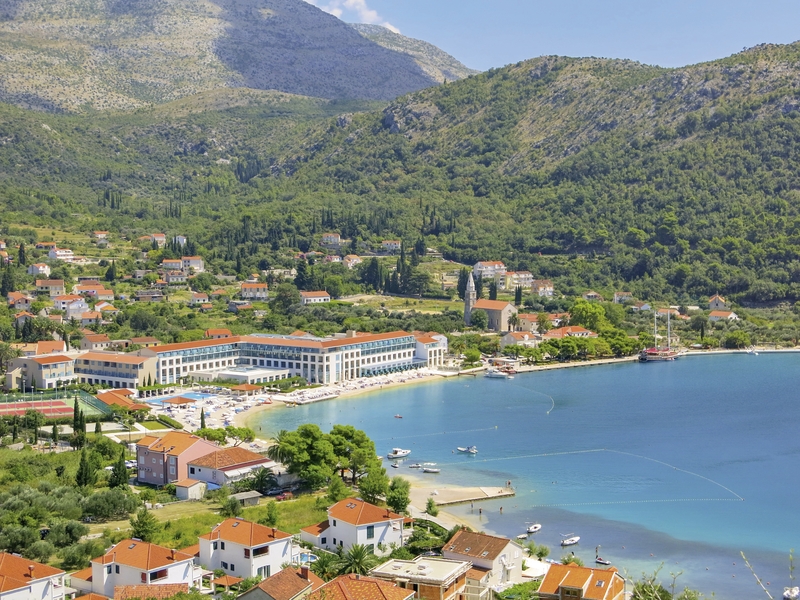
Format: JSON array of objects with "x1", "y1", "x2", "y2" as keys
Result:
[
  {"x1": 6, "y1": 44, "x2": 800, "y2": 304},
  {"x1": 0, "y1": 0, "x2": 442, "y2": 111}
]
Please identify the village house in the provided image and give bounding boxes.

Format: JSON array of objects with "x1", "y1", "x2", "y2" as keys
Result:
[
  {"x1": 173, "y1": 479, "x2": 206, "y2": 501},
  {"x1": 130, "y1": 336, "x2": 160, "y2": 348},
  {"x1": 708, "y1": 294, "x2": 727, "y2": 310},
  {"x1": 370, "y1": 556, "x2": 472, "y2": 600},
  {"x1": 500, "y1": 331, "x2": 538, "y2": 349},
  {"x1": 10, "y1": 340, "x2": 66, "y2": 357},
  {"x1": 199, "y1": 518, "x2": 293, "y2": 580},
  {"x1": 94, "y1": 390, "x2": 150, "y2": 414},
  {"x1": 300, "y1": 291, "x2": 331, "y2": 305},
  {"x1": 186, "y1": 447, "x2": 274, "y2": 487},
  {"x1": 54, "y1": 294, "x2": 83, "y2": 311},
  {"x1": 151, "y1": 233, "x2": 167, "y2": 247},
  {"x1": 631, "y1": 301, "x2": 651, "y2": 312},
  {"x1": 497, "y1": 270, "x2": 533, "y2": 290},
  {"x1": 161, "y1": 258, "x2": 182, "y2": 271},
  {"x1": 472, "y1": 260, "x2": 506, "y2": 280},
  {"x1": 36, "y1": 279, "x2": 66, "y2": 297},
  {"x1": 708, "y1": 310, "x2": 739, "y2": 322},
  {"x1": 13, "y1": 311, "x2": 34, "y2": 327},
  {"x1": 531, "y1": 279, "x2": 554, "y2": 297},
  {"x1": 613, "y1": 291, "x2": 633, "y2": 304},
  {"x1": 543, "y1": 326, "x2": 599, "y2": 339},
  {"x1": 69, "y1": 539, "x2": 200, "y2": 597},
  {"x1": 5, "y1": 355, "x2": 75, "y2": 390},
  {"x1": 413, "y1": 332, "x2": 448, "y2": 368},
  {"x1": 381, "y1": 240, "x2": 402, "y2": 253},
  {"x1": 442, "y1": 529, "x2": 525, "y2": 590},
  {"x1": 241, "y1": 282, "x2": 269, "y2": 301},
  {"x1": 238, "y1": 565, "x2": 324, "y2": 600},
  {"x1": 205, "y1": 328, "x2": 233, "y2": 339},
  {"x1": 321, "y1": 233, "x2": 342, "y2": 246},
  {"x1": 515, "y1": 312, "x2": 567, "y2": 332},
  {"x1": 324, "y1": 255, "x2": 342, "y2": 264},
  {"x1": 582, "y1": 290, "x2": 604, "y2": 302},
  {"x1": 35, "y1": 241, "x2": 57, "y2": 250},
  {"x1": 0, "y1": 552, "x2": 67, "y2": 600},
  {"x1": 300, "y1": 498, "x2": 407, "y2": 557},
  {"x1": 65, "y1": 299, "x2": 90, "y2": 321},
  {"x1": 0, "y1": 250, "x2": 9, "y2": 265},
  {"x1": 7, "y1": 291, "x2": 33, "y2": 311},
  {"x1": 48, "y1": 248, "x2": 75, "y2": 262},
  {"x1": 307, "y1": 574, "x2": 413, "y2": 600},
  {"x1": 343, "y1": 255, "x2": 362, "y2": 269},
  {"x1": 92, "y1": 231, "x2": 109, "y2": 239},
  {"x1": 80, "y1": 333, "x2": 112, "y2": 351},
  {"x1": 136, "y1": 431, "x2": 219, "y2": 486},
  {"x1": 26, "y1": 263, "x2": 50, "y2": 277},
  {"x1": 173, "y1": 235, "x2": 187, "y2": 247},
  {"x1": 657, "y1": 307, "x2": 680, "y2": 318},
  {"x1": 182, "y1": 256, "x2": 205, "y2": 272},
  {"x1": 191, "y1": 292, "x2": 209, "y2": 305},
  {"x1": 165, "y1": 271, "x2": 188, "y2": 285},
  {"x1": 537, "y1": 563, "x2": 626, "y2": 600},
  {"x1": 81, "y1": 311, "x2": 103, "y2": 327},
  {"x1": 135, "y1": 289, "x2": 165, "y2": 302}
]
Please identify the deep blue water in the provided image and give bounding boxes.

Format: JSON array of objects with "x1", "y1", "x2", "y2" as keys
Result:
[{"x1": 250, "y1": 353, "x2": 800, "y2": 599}]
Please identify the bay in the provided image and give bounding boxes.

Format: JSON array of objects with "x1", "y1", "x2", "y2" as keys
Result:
[{"x1": 248, "y1": 353, "x2": 800, "y2": 599}]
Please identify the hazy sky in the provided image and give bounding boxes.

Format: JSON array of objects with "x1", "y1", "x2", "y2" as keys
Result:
[{"x1": 305, "y1": 0, "x2": 800, "y2": 71}]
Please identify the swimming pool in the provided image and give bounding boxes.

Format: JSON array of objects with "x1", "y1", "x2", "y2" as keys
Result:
[
  {"x1": 298, "y1": 553, "x2": 318, "y2": 564},
  {"x1": 144, "y1": 392, "x2": 216, "y2": 405}
]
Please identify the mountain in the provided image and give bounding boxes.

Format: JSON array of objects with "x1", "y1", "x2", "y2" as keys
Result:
[
  {"x1": 5, "y1": 43, "x2": 800, "y2": 304},
  {"x1": 0, "y1": 0, "x2": 445, "y2": 112},
  {"x1": 350, "y1": 24, "x2": 479, "y2": 83}
]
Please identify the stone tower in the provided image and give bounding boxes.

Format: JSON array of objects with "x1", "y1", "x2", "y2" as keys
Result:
[{"x1": 464, "y1": 272, "x2": 476, "y2": 326}]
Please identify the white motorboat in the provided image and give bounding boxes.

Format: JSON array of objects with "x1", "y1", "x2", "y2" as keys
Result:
[
  {"x1": 560, "y1": 535, "x2": 580, "y2": 546},
  {"x1": 422, "y1": 467, "x2": 441, "y2": 473},
  {"x1": 387, "y1": 448, "x2": 411, "y2": 459},
  {"x1": 595, "y1": 557, "x2": 611, "y2": 566},
  {"x1": 457, "y1": 446, "x2": 478, "y2": 454},
  {"x1": 516, "y1": 534, "x2": 528, "y2": 540},
  {"x1": 526, "y1": 523, "x2": 542, "y2": 534},
  {"x1": 785, "y1": 587, "x2": 800, "y2": 600},
  {"x1": 408, "y1": 463, "x2": 422, "y2": 469},
  {"x1": 484, "y1": 368, "x2": 510, "y2": 379}
]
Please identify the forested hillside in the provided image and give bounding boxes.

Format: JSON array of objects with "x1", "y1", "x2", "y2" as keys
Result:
[{"x1": 5, "y1": 43, "x2": 800, "y2": 304}]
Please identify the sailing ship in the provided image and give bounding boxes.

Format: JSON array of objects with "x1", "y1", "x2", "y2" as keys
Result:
[{"x1": 639, "y1": 310, "x2": 684, "y2": 361}]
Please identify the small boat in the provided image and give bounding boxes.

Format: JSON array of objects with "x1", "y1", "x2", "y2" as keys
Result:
[
  {"x1": 457, "y1": 446, "x2": 478, "y2": 454},
  {"x1": 394, "y1": 414, "x2": 403, "y2": 418},
  {"x1": 423, "y1": 462, "x2": 437, "y2": 466},
  {"x1": 560, "y1": 535, "x2": 580, "y2": 547},
  {"x1": 526, "y1": 523, "x2": 542, "y2": 534},
  {"x1": 595, "y1": 557, "x2": 611, "y2": 566},
  {"x1": 387, "y1": 448, "x2": 411, "y2": 459},
  {"x1": 422, "y1": 467, "x2": 441, "y2": 473},
  {"x1": 391, "y1": 463, "x2": 399, "y2": 468},
  {"x1": 516, "y1": 534, "x2": 528, "y2": 540},
  {"x1": 484, "y1": 368, "x2": 510, "y2": 379},
  {"x1": 784, "y1": 587, "x2": 800, "y2": 600},
  {"x1": 502, "y1": 368, "x2": 518, "y2": 375},
  {"x1": 408, "y1": 463, "x2": 422, "y2": 469}
]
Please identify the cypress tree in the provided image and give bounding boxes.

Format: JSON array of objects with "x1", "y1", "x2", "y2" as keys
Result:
[
  {"x1": 200, "y1": 410, "x2": 206, "y2": 430},
  {"x1": 109, "y1": 451, "x2": 128, "y2": 488},
  {"x1": 514, "y1": 285, "x2": 523, "y2": 306},
  {"x1": 75, "y1": 448, "x2": 96, "y2": 487},
  {"x1": 17, "y1": 243, "x2": 25, "y2": 266},
  {"x1": 52, "y1": 423, "x2": 58, "y2": 443},
  {"x1": 488, "y1": 281, "x2": 498, "y2": 300},
  {"x1": 72, "y1": 401, "x2": 80, "y2": 431}
]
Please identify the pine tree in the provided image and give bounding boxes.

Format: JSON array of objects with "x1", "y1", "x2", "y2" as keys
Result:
[
  {"x1": 475, "y1": 276, "x2": 484, "y2": 299},
  {"x1": 514, "y1": 285, "x2": 523, "y2": 306},
  {"x1": 75, "y1": 449, "x2": 96, "y2": 487},
  {"x1": 17, "y1": 243, "x2": 25, "y2": 266},
  {"x1": 109, "y1": 451, "x2": 128, "y2": 488},
  {"x1": 295, "y1": 260, "x2": 310, "y2": 290},
  {"x1": 105, "y1": 261, "x2": 116, "y2": 282},
  {"x1": 0, "y1": 268, "x2": 14, "y2": 297},
  {"x1": 52, "y1": 423, "x2": 58, "y2": 443},
  {"x1": 130, "y1": 507, "x2": 159, "y2": 542},
  {"x1": 72, "y1": 401, "x2": 80, "y2": 431},
  {"x1": 200, "y1": 410, "x2": 206, "y2": 430},
  {"x1": 488, "y1": 281, "x2": 498, "y2": 300}
]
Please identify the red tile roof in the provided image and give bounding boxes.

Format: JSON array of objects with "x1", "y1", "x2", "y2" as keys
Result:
[
  {"x1": 473, "y1": 299, "x2": 514, "y2": 311},
  {"x1": 255, "y1": 566, "x2": 324, "y2": 600},
  {"x1": 94, "y1": 540, "x2": 193, "y2": 570},
  {"x1": 188, "y1": 447, "x2": 269, "y2": 470},
  {"x1": 29, "y1": 354, "x2": 72, "y2": 365},
  {"x1": 445, "y1": 529, "x2": 513, "y2": 561},
  {"x1": 538, "y1": 563, "x2": 625, "y2": 600},
  {"x1": 114, "y1": 584, "x2": 189, "y2": 599},
  {"x1": 327, "y1": 498, "x2": 403, "y2": 526},
  {"x1": 136, "y1": 431, "x2": 214, "y2": 456},
  {"x1": 308, "y1": 574, "x2": 413, "y2": 600},
  {"x1": 199, "y1": 518, "x2": 291, "y2": 546},
  {"x1": 0, "y1": 552, "x2": 63, "y2": 592},
  {"x1": 300, "y1": 291, "x2": 330, "y2": 298}
]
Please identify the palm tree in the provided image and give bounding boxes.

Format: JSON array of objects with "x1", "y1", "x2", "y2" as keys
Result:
[
  {"x1": 310, "y1": 551, "x2": 341, "y2": 581},
  {"x1": 252, "y1": 467, "x2": 277, "y2": 494},
  {"x1": 266, "y1": 429, "x2": 291, "y2": 464},
  {"x1": 338, "y1": 544, "x2": 379, "y2": 575}
]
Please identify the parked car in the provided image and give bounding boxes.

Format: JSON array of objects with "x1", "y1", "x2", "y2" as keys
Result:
[
  {"x1": 276, "y1": 492, "x2": 293, "y2": 501},
  {"x1": 266, "y1": 488, "x2": 282, "y2": 496}
]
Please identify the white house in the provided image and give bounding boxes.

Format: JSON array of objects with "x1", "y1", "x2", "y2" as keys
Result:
[
  {"x1": 300, "y1": 291, "x2": 331, "y2": 305},
  {"x1": 500, "y1": 331, "x2": 538, "y2": 349},
  {"x1": 300, "y1": 498, "x2": 406, "y2": 557},
  {"x1": 381, "y1": 240, "x2": 402, "y2": 253},
  {"x1": 53, "y1": 294, "x2": 83, "y2": 311},
  {"x1": 473, "y1": 261, "x2": 506, "y2": 280},
  {"x1": 174, "y1": 478, "x2": 206, "y2": 501},
  {"x1": 531, "y1": 279, "x2": 554, "y2": 297},
  {"x1": 582, "y1": 290, "x2": 604, "y2": 301},
  {"x1": 0, "y1": 552, "x2": 66, "y2": 600},
  {"x1": 497, "y1": 270, "x2": 533, "y2": 290},
  {"x1": 413, "y1": 332, "x2": 448, "y2": 368},
  {"x1": 613, "y1": 291, "x2": 633, "y2": 304},
  {"x1": 70, "y1": 539, "x2": 200, "y2": 597},
  {"x1": 321, "y1": 233, "x2": 341, "y2": 246},
  {"x1": 708, "y1": 294, "x2": 727, "y2": 310},
  {"x1": 442, "y1": 529, "x2": 525, "y2": 589},
  {"x1": 26, "y1": 263, "x2": 50, "y2": 277},
  {"x1": 65, "y1": 299, "x2": 90, "y2": 320},
  {"x1": 198, "y1": 518, "x2": 293, "y2": 580},
  {"x1": 161, "y1": 259, "x2": 182, "y2": 271},
  {"x1": 631, "y1": 302, "x2": 651, "y2": 312},
  {"x1": 48, "y1": 248, "x2": 74, "y2": 262},
  {"x1": 708, "y1": 310, "x2": 739, "y2": 322},
  {"x1": 173, "y1": 235, "x2": 188, "y2": 247},
  {"x1": 191, "y1": 292, "x2": 209, "y2": 305},
  {"x1": 186, "y1": 447, "x2": 275, "y2": 487},
  {"x1": 241, "y1": 283, "x2": 269, "y2": 301},
  {"x1": 343, "y1": 255, "x2": 362, "y2": 269},
  {"x1": 182, "y1": 256, "x2": 205, "y2": 273}
]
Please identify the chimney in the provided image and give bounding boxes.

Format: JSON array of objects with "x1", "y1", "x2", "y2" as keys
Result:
[
  {"x1": 346, "y1": 330, "x2": 356, "y2": 338},
  {"x1": 170, "y1": 549, "x2": 176, "y2": 561},
  {"x1": 300, "y1": 565, "x2": 310, "y2": 580},
  {"x1": 27, "y1": 565, "x2": 34, "y2": 579},
  {"x1": 355, "y1": 574, "x2": 360, "y2": 580},
  {"x1": 272, "y1": 528, "x2": 277, "y2": 538}
]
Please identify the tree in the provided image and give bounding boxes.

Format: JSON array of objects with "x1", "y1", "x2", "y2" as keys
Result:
[
  {"x1": 425, "y1": 497, "x2": 439, "y2": 516},
  {"x1": 488, "y1": 281, "x2": 498, "y2": 300},
  {"x1": 252, "y1": 467, "x2": 277, "y2": 494},
  {"x1": 51, "y1": 423, "x2": 59, "y2": 443},
  {"x1": 294, "y1": 260, "x2": 311, "y2": 290},
  {"x1": 338, "y1": 543, "x2": 379, "y2": 574},
  {"x1": 258, "y1": 501, "x2": 280, "y2": 527},
  {"x1": 514, "y1": 285, "x2": 523, "y2": 306},
  {"x1": 327, "y1": 476, "x2": 349, "y2": 503},
  {"x1": 463, "y1": 348, "x2": 481, "y2": 364},
  {"x1": 278, "y1": 424, "x2": 337, "y2": 490},
  {"x1": 456, "y1": 268, "x2": 470, "y2": 300},
  {"x1": 474, "y1": 276, "x2": 484, "y2": 299},
  {"x1": 220, "y1": 496, "x2": 242, "y2": 518},
  {"x1": 310, "y1": 550, "x2": 341, "y2": 581},
  {"x1": 109, "y1": 450, "x2": 129, "y2": 488},
  {"x1": 23, "y1": 540, "x2": 55, "y2": 563},
  {"x1": 75, "y1": 448, "x2": 97, "y2": 488},
  {"x1": 357, "y1": 465, "x2": 388, "y2": 505},
  {"x1": 200, "y1": 409, "x2": 206, "y2": 430},
  {"x1": 568, "y1": 299, "x2": 609, "y2": 332},
  {"x1": 83, "y1": 488, "x2": 139, "y2": 520},
  {"x1": 537, "y1": 312, "x2": 552, "y2": 333},
  {"x1": 195, "y1": 428, "x2": 227, "y2": 444},
  {"x1": 266, "y1": 430, "x2": 291, "y2": 464},
  {"x1": 271, "y1": 283, "x2": 301, "y2": 313},
  {"x1": 470, "y1": 309, "x2": 488, "y2": 330},
  {"x1": 225, "y1": 425, "x2": 255, "y2": 447},
  {"x1": 328, "y1": 424, "x2": 379, "y2": 484},
  {"x1": 104, "y1": 261, "x2": 117, "y2": 281},
  {"x1": 690, "y1": 314, "x2": 706, "y2": 340},
  {"x1": 129, "y1": 507, "x2": 159, "y2": 542},
  {"x1": 723, "y1": 330, "x2": 751, "y2": 348},
  {"x1": 0, "y1": 268, "x2": 14, "y2": 297},
  {"x1": 386, "y1": 477, "x2": 411, "y2": 514},
  {"x1": 94, "y1": 420, "x2": 102, "y2": 435},
  {"x1": 17, "y1": 243, "x2": 25, "y2": 266}
]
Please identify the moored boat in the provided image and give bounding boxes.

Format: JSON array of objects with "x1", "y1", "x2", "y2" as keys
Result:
[
  {"x1": 560, "y1": 535, "x2": 580, "y2": 546},
  {"x1": 422, "y1": 467, "x2": 441, "y2": 473},
  {"x1": 595, "y1": 557, "x2": 611, "y2": 566},
  {"x1": 408, "y1": 463, "x2": 422, "y2": 469},
  {"x1": 387, "y1": 448, "x2": 411, "y2": 459},
  {"x1": 484, "y1": 368, "x2": 510, "y2": 379},
  {"x1": 457, "y1": 446, "x2": 478, "y2": 454},
  {"x1": 526, "y1": 523, "x2": 542, "y2": 534}
]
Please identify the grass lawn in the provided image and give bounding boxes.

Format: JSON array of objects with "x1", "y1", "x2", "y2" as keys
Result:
[
  {"x1": 141, "y1": 421, "x2": 170, "y2": 430},
  {"x1": 351, "y1": 293, "x2": 460, "y2": 314},
  {"x1": 244, "y1": 494, "x2": 329, "y2": 534}
]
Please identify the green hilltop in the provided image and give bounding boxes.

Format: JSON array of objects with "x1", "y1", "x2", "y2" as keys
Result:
[{"x1": 5, "y1": 43, "x2": 800, "y2": 304}]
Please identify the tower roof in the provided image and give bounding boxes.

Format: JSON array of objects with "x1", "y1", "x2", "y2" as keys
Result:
[{"x1": 466, "y1": 272, "x2": 475, "y2": 290}]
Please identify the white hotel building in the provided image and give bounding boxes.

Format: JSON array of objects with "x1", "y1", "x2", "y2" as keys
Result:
[{"x1": 140, "y1": 330, "x2": 435, "y2": 386}]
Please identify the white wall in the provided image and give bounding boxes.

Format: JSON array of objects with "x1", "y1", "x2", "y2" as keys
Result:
[
  {"x1": 90, "y1": 559, "x2": 195, "y2": 597},
  {"x1": 198, "y1": 538, "x2": 291, "y2": 579}
]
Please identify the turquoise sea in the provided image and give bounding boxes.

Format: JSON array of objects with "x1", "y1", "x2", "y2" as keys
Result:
[{"x1": 249, "y1": 353, "x2": 800, "y2": 599}]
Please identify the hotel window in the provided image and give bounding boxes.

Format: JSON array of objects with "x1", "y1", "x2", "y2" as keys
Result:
[
  {"x1": 221, "y1": 542, "x2": 226, "y2": 550},
  {"x1": 221, "y1": 561, "x2": 228, "y2": 569}
]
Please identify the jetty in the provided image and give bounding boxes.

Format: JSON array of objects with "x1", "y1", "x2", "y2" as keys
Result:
[{"x1": 410, "y1": 484, "x2": 515, "y2": 507}]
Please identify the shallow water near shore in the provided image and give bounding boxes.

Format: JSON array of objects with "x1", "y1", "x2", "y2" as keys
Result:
[{"x1": 250, "y1": 353, "x2": 800, "y2": 599}]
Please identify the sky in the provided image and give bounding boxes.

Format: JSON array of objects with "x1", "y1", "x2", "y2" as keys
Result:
[{"x1": 305, "y1": 0, "x2": 800, "y2": 71}]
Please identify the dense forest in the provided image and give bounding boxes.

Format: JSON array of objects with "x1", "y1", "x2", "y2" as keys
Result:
[{"x1": 5, "y1": 44, "x2": 800, "y2": 304}]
